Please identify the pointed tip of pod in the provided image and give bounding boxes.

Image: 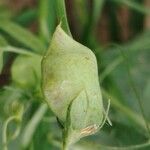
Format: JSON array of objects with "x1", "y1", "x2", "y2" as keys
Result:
[
  {"x1": 48, "y1": 23, "x2": 73, "y2": 53},
  {"x1": 53, "y1": 22, "x2": 68, "y2": 40},
  {"x1": 49, "y1": 23, "x2": 96, "y2": 57}
]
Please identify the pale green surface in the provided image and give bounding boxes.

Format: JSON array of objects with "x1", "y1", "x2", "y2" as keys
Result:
[{"x1": 42, "y1": 25, "x2": 104, "y2": 147}]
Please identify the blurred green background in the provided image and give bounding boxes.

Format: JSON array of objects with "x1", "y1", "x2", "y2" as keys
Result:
[{"x1": 0, "y1": 0, "x2": 150, "y2": 150}]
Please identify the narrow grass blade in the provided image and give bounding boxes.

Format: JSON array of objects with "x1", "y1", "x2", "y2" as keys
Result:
[
  {"x1": 0, "y1": 46, "x2": 41, "y2": 56},
  {"x1": 0, "y1": 20, "x2": 46, "y2": 54},
  {"x1": 15, "y1": 8, "x2": 37, "y2": 26},
  {"x1": 112, "y1": 0, "x2": 150, "y2": 15}
]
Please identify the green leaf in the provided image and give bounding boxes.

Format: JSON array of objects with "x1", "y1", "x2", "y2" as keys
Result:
[
  {"x1": 0, "y1": 20, "x2": 46, "y2": 54},
  {"x1": 102, "y1": 89, "x2": 149, "y2": 132},
  {"x1": 15, "y1": 8, "x2": 37, "y2": 26},
  {"x1": 112, "y1": 0, "x2": 150, "y2": 14},
  {"x1": 73, "y1": 139, "x2": 150, "y2": 150}
]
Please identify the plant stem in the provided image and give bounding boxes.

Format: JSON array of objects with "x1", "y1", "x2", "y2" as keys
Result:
[{"x1": 56, "y1": 0, "x2": 72, "y2": 36}]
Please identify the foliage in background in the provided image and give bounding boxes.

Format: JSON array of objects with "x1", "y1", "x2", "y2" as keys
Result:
[{"x1": 0, "y1": 0, "x2": 150, "y2": 149}]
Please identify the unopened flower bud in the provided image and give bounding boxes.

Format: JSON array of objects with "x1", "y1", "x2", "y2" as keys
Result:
[{"x1": 42, "y1": 25, "x2": 106, "y2": 149}]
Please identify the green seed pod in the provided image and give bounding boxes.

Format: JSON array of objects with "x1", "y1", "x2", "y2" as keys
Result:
[{"x1": 42, "y1": 25, "x2": 107, "y2": 149}]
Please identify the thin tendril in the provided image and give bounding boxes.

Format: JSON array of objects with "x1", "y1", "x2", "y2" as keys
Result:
[
  {"x1": 99, "y1": 99, "x2": 111, "y2": 130},
  {"x1": 2, "y1": 116, "x2": 20, "y2": 150}
]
